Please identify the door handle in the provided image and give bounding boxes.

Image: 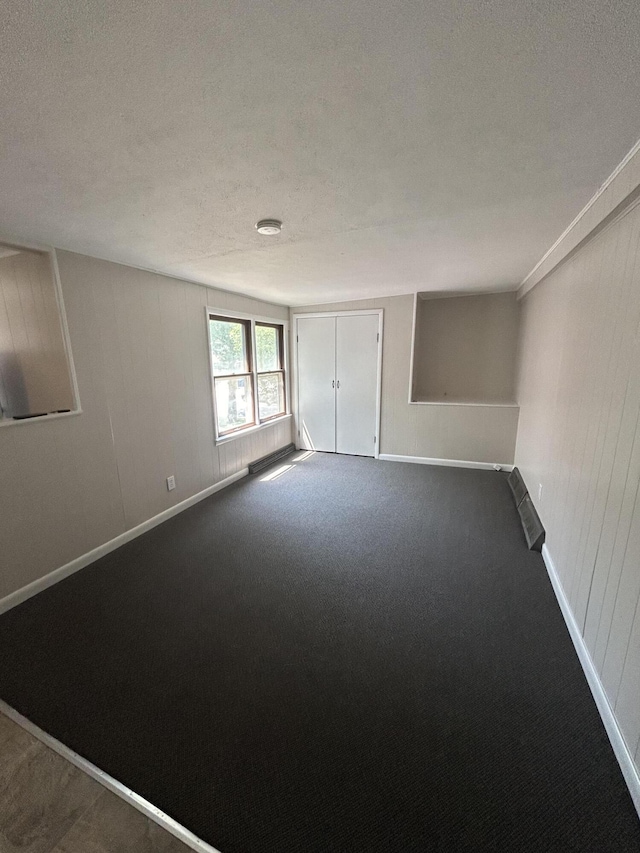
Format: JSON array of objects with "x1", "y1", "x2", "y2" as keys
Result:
[
  {"x1": 332, "y1": 380, "x2": 335, "y2": 388},
  {"x1": 336, "y1": 380, "x2": 340, "y2": 389}
]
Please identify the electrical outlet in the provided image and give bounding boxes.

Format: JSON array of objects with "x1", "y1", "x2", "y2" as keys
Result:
[
  {"x1": 538, "y1": 483, "x2": 543, "y2": 502},
  {"x1": 166, "y1": 475, "x2": 176, "y2": 491}
]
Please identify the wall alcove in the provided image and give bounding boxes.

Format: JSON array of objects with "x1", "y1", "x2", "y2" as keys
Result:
[{"x1": 410, "y1": 291, "x2": 520, "y2": 406}]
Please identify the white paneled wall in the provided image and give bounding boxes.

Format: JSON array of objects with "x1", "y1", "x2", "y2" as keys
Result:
[
  {"x1": 0, "y1": 251, "x2": 292, "y2": 600},
  {"x1": 516, "y1": 195, "x2": 640, "y2": 776},
  {"x1": 292, "y1": 297, "x2": 519, "y2": 464}
]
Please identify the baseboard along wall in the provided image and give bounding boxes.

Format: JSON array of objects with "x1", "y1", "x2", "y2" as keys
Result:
[
  {"x1": 541, "y1": 544, "x2": 640, "y2": 817},
  {"x1": 0, "y1": 468, "x2": 249, "y2": 616},
  {"x1": 378, "y1": 453, "x2": 514, "y2": 472}
]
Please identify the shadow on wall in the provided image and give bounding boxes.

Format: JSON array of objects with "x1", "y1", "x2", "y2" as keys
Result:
[{"x1": 0, "y1": 350, "x2": 30, "y2": 418}]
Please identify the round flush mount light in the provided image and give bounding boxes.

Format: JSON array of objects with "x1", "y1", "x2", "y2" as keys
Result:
[{"x1": 255, "y1": 219, "x2": 282, "y2": 235}]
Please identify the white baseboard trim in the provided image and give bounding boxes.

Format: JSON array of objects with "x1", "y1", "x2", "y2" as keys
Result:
[
  {"x1": 0, "y1": 468, "x2": 249, "y2": 616},
  {"x1": 378, "y1": 453, "x2": 513, "y2": 472},
  {"x1": 541, "y1": 544, "x2": 640, "y2": 816},
  {"x1": 0, "y1": 699, "x2": 221, "y2": 853}
]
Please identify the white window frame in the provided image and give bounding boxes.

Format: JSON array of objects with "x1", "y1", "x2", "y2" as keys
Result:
[{"x1": 205, "y1": 307, "x2": 291, "y2": 445}]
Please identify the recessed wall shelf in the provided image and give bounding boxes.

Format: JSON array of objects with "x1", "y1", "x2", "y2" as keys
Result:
[{"x1": 410, "y1": 291, "x2": 520, "y2": 408}]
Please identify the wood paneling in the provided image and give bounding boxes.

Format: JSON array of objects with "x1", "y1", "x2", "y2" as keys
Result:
[
  {"x1": 516, "y1": 194, "x2": 640, "y2": 779},
  {"x1": 292, "y1": 297, "x2": 519, "y2": 464},
  {"x1": 0, "y1": 252, "x2": 292, "y2": 600}
]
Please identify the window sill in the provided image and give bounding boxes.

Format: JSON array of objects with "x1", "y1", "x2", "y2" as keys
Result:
[
  {"x1": 0, "y1": 409, "x2": 83, "y2": 428},
  {"x1": 215, "y1": 413, "x2": 292, "y2": 446}
]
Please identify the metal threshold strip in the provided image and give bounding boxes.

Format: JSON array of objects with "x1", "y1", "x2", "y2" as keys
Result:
[{"x1": 0, "y1": 698, "x2": 222, "y2": 853}]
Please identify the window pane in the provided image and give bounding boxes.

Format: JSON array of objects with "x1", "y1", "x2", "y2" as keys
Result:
[
  {"x1": 214, "y1": 375, "x2": 254, "y2": 433},
  {"x1": 255, "y1": 324, "x2": 280, "y2": 372},
  {"x1": 258, "y1": 372, "x2": 285, "y2": 420},
  {"x1": 209, "y1": 319, "x2": 248, "y2": 375}
]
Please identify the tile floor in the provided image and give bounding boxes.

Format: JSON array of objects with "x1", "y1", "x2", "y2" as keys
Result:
[{"x1": 0, "y1": 712, "x2": 190, "y2": 853}]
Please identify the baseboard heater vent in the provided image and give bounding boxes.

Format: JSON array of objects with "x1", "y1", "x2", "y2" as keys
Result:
[
  {"x1": 517, "y1": 495, "x2": 545, "y2": 551},
  {"x1": 507, "y1": 467, "x2": 527, "y2": 507},
  {"x1": 507, "y1": 467, "x2": 545, "y2": 551},
  {"x1": 248, "y1": 443, "x2": 296, "y2": 475}
]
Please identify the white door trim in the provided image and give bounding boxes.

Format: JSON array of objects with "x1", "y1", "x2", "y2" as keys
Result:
[
  {"x1": 408, "y1": 292, "x2": 418, "y2": 404},
  {"x1": 292, "y1": 309, "x2": 383, "y2": 459}
]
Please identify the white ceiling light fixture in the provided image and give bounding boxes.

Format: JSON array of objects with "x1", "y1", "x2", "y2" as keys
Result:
[{"x1": 255, "y1": 219, "x2": 282, "y2": 235}]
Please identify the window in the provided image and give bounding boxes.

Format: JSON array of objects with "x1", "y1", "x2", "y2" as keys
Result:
[
  {"x1": 208, "y1": 312, "x2": 287, "y2": 439},
  {"x1": 255, "y1": 323, "x2": 286, "y2": 421}
]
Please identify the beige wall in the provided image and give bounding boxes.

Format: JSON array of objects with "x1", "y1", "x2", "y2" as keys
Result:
[
  {"x1": 0, "y1": 248, "x2": 75, "y2": 418},
  {"x1": 291, "y1": 296, "x2": 519, "y2": 464},
  {"x1": 0, "y1": 251, "x2": 292, "y2": 600},
  {"x1": 516, "y1": 195, "x2": 640, "y2": 772},
  {"x1": 413, "y1": 291, "x2": 519, "y2": 404}
]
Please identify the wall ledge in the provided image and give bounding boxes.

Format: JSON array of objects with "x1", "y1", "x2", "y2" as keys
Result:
[{"x1": 409, "y1": 401, "x2": 518, "y2": 408}]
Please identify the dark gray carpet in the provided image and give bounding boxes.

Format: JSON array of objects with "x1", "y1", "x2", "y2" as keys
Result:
[{"x1": 1, "y1": 454, "x2": 639, "y2": 852}]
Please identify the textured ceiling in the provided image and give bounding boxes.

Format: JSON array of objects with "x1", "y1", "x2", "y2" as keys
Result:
[{"x1": 1, "y1": 0, "x2": 639, "y2": 305}]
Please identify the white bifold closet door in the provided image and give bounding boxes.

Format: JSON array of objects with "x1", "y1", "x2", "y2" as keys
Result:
[
  {"x1": 335, "y1": 314, "x2": 379, "y2": 456},
  {"x1": 297, "y1": 316, "x2": 337, "y2": 452},
  {"x1": 297, "y1": 313, "x2": 380, "y2": 457}
]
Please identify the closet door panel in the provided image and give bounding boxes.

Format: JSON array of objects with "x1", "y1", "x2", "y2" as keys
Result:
[
  {"x1": 336, "y1": 314, "x2": 379, "y2": 456},
  {"x1": 296, "y1": 317, "x2": 336, "y2": 452}
]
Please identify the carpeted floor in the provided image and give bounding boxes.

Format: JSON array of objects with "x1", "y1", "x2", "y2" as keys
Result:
[{"x1": 1, "y1": 453, "x2": 639, "y2": 852}]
